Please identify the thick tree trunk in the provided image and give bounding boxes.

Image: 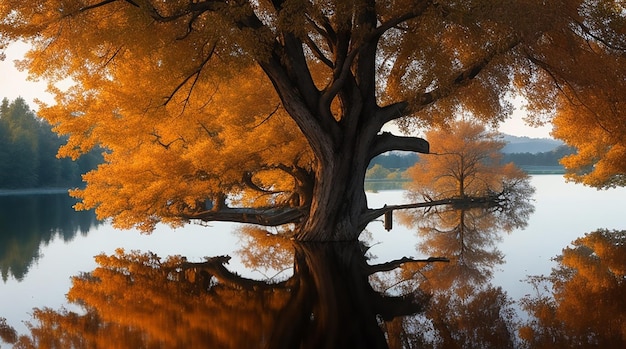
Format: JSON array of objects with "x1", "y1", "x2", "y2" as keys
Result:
[{"x1": 293, "y1": 148, "x2": 369, "y2": 241}]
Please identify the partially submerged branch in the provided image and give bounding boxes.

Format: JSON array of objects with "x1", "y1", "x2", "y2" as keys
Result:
[
  {"x1": 180, "y1": 255, "x2": 287, "y2": 291},
  {"x1": 361, "y1": 195, "x2": 500, "y2": 225}
]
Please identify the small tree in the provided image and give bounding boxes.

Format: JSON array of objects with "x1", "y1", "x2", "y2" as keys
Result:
[
  {"x1": 365, "y1": 164, "x2": 391, "y2": 180},
  {"x1": 405, "y1": 119, "x2": 533, "y2": 206}
]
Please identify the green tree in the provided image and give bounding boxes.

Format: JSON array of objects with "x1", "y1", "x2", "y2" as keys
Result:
[
  {"x1": 0, "y1": 97, "x2": 39, "y2": 188},
  {"x1": 0, "y1": 97, "x2": 102, "y2": 188},
  {"x1": 1, "y1": 1, "x2": 623, "y2": 241},
  {"x1": 365, "y1": 163, "x2": 391, "y2": 180}
]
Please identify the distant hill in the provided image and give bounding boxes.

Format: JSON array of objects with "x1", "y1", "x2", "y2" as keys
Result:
[{"x1": 501, "y1": 135, "x2": 563, "y2": 154}]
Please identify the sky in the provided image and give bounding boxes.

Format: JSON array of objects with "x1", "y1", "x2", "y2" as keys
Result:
[{"x1": 1, "y1": 41, "x2": 553, "y2": 138}]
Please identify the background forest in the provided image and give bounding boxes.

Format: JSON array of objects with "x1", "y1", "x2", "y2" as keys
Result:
[
  {"x1": 366, "y1": 143, "x2": 573, "y2": 182},
  {"x1": 0, "y1": 97, "x2": 102, "y2": 189}
]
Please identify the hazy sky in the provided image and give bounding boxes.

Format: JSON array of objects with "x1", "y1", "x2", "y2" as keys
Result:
[{"x1": 1, "y1": 42, "x2": 553, "y2": 138}]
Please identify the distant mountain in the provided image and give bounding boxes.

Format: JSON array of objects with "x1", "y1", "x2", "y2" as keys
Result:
[{"x1": 501, "y1": 135, "x2": 564, "y2": 154}]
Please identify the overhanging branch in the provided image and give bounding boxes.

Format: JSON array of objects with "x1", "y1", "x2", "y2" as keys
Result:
[
  {"x1": 367, "y1": 256, "x2": 450, "y2": 275},
  {"x1": 369, "y1": 132, "x2": 429, "y2": 158},
  {"x1": 413, "y1": 36, "x2": 521, "y2": 109}
]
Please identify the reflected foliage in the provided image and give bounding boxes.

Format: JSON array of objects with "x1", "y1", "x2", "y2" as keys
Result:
[
  {"x1": 0, "y1": 194, "x2": 100, "y2": 282},
  {"x1": 386, "y1": 163, "x2": 534, "y2": 347},
  {"x1": 520, "y1": 229, "x2": 626, "y2": 348},
  {"x1": 6, "y1": 224, "x2": 624, "y2": 348},
  {"x1": 235, "y1": 226, "x2": 294, "y2": 278},
  {"x1": 0, "y1": 317, "x2": 18, "y2": 344},
  {"x1": 386, "y1": 204, "x2": 527, "y2": 348},
  {"x1": 8, "y1": 240, "x2": 430, "y2": 348}
]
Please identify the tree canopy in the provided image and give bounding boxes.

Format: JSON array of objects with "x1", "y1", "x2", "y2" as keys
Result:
[{"x1": 1, "y1": 0, "x2": 624, "y2": 240}]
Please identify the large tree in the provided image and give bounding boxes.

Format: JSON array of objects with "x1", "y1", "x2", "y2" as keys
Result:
[{"x1": 0, "y1": 0, "x2": 622, "y2": 241}]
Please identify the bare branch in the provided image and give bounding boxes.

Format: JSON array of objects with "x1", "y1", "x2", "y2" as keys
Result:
[
  {"x1": 78, "y1": 0, "x2": 119, "y2": 13},
  {"x1": 369, "y1": 132, "x2": 429, "y2": 159},
  {"x1": 368, "y1": 256, "x2": 450, "y2": 274},
  {"x1": 249, "y1": 104, "x2": 281, "y2": 129},
  {"x1": 360, "y1": 196, "x2": 499, "y2": 226},
  {"x1": 184, "y1": 206, "x2": 305, "y2": 226}
]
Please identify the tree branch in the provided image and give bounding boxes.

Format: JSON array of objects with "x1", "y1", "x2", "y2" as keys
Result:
[
  {"x1": 413, "y1": 36, "x2": 520, "y2": 109},
  {"x1": 184, "y1": 206, "x2": 305, "y2": 226},
  {"x1": 367, "y1": 256, "x2": 450, "y2": 274},
  {"x1": 369, "y1": 132, "x2": 429, "y2": 159},
  {"x1": 162, "y1": 42, "x2": 216, "y2": 108},
  {"x1": 373, "y1": 101, "x2": 409, "y2": 128},
  {"x1": 369, "y1": 0, "x2": 433, "y2": 42},
  {"x1": 181, "y1": 256, "x2": 287, "y2": 290},
  {"x1": 360, "y1": 196, "x2": 499, "y2": 226}
]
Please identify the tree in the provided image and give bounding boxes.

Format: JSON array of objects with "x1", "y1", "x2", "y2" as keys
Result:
[
  {"x1": 1, "y1": 1, "x2": 622, "y2": 241},
  {"x1": 516, "y1": 2, "x2": 626, "y2": 189},
  {"x1": 404, "y1": 119, "x2": 534, "y2": 213},
  {"x1": 377, "y1": 198, "x2": 529, "y2": 348},
  {"x1": 365, "y1": 163, "x2": 392, "y2": 180},
  {"x1": 0, "y1": 97, "x2": 102, "y2": 188},
  {"x1": 0, "y1": 97, "x2": 39, "y2": 187}
]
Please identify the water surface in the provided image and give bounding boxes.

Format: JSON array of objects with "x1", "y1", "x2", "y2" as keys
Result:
[{"x1": 1, "y1": 175, "x2": 625, "y2": 347}]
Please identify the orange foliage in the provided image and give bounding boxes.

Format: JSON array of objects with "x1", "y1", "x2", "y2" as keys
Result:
[
  {"x1": 1, "y1": 0, "x2": 623, "y2": 236},
  {"x1": 404, "y1": 119, "x2": 530, "y2": 203},
  {"x1": 521, "y1": 229, "x2": 626, "y2": 347}
]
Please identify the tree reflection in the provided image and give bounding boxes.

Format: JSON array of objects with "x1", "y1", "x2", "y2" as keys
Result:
[
  {"x1": 380, "y1": 180, "x2": 535, "y2": 347},
  {"x1": 8, "y1": 239, "x2": 437, "y2": 348},
  {"x1": 0, "y1": 193, "x2": 100, "y2": 282},
  {"x1": 399, "y1": 191, "x2": 534, "y2": 293},
  {"x1": 520, "y1": 229, "x2": 626, "y2": 348}
]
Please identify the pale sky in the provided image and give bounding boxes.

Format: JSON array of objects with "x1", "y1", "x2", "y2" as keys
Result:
[
  {"x1": 1, "y1": 41, "x2": 553, "y2": 138},
  {"x1": 0, "y1": 41, "x2": 55, "y2": 108}
]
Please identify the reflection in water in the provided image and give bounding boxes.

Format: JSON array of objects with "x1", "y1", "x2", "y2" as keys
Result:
[
  {"x1": 379, "y1": 197, "x2": 534, "y2": 348},
  {"x1": 399, "y1": 195, "x2": 534, "y2": 295},
  {"x1": 3, "y1": 196, "x2": 624, "y2": 347},
  {"x1": 6, "y1": 240, "x2": 433, "y2": 348},
  {"x1": 520, "y1": 229, "x2": 626, "y2": 348},
  {"x1": 0, "y1": 193, "x2": 100, "y2": 282}
]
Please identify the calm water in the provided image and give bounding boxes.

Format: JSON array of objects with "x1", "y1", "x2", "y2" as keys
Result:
[{"x1": 1, "y1": 175, "x2": 625, "y2": 347}]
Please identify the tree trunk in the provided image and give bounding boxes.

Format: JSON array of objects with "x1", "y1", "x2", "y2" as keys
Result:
[{"x1": 293, "y1": 145, "x2": 370, "y2": 241}]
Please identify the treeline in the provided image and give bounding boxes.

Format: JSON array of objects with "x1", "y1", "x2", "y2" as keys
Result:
[
  {"x1": 0, "y1": 97, "x2": 102, "y2": 189},
  {"x1": 502, "y1": 145, "x2": 574, "y2": 167},
  {"x1": 368, "y1": 152, "x2": 419, "y2": 172},
  {"x1": 367, "y1": 146, "x2": 574, "y2": 180}
]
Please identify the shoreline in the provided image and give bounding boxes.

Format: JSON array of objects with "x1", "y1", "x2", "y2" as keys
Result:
[{"x1": 0, "y1": 187, "x2": 72, "y2": 196}]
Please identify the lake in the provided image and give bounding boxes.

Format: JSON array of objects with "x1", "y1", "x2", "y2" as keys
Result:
[{"x1": 1, "y1": 175, "x2": 625, "y2": 348}]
